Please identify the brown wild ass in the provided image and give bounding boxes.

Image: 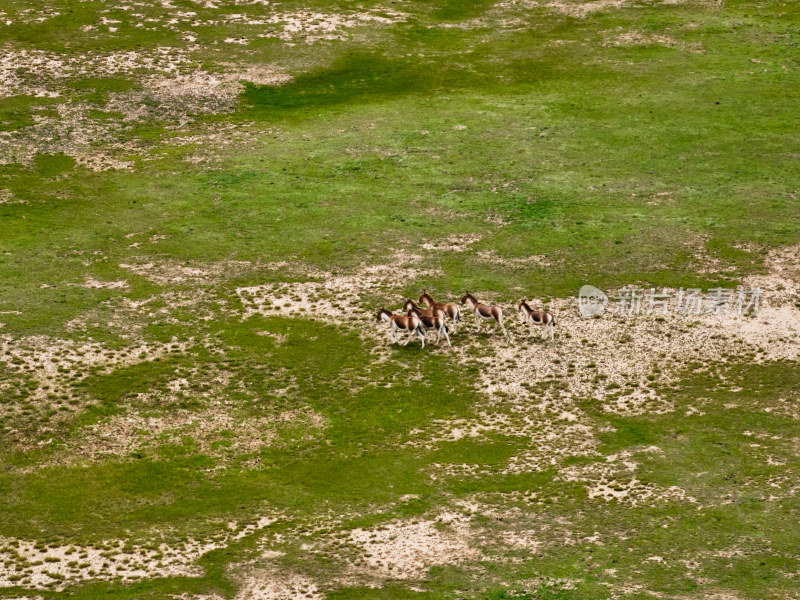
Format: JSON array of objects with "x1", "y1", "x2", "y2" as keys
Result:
[
  {"x1": 517, "y1": 299, "x2": 556, "y2": 342},
  {"x1": 418, "y1": 291, "x2": 462, "y2": 333},
  {"x1": 403, "y1": 299, "x2": 451, "y2": 346},
  {"x1": 460, "y1": 291, "x2": 509, "y2": 339},
  {"x1": 376, "y1": 308, "x2": 426, "y2": 347}
]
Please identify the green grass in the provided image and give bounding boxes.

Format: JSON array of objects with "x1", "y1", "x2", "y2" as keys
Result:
[
  {"x1": 0, "y1": 318, "x2": 482, "y2": 539},
  {"x1": 0, "y1": 0, "x2": 799, "y2": 597}
]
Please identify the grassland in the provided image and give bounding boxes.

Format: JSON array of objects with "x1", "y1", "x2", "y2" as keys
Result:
[{"x1": 1, "y1": 0, "x2": 799, "y2": 598}]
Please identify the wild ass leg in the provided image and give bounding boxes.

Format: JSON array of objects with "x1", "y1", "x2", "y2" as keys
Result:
[
  {"x1": 441, "y1": 324, "x2": 451, "y2": 346},
  {"x1": 419, "y1": 323, "x2": 429, "y2": 341},
  {"x1": 497, "y1": 315, "x2": 509, "y2": 340}
]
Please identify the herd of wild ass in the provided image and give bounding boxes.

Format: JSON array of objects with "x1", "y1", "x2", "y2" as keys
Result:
[{"x1": 376, "y1": 291, "x2": 556, "y2": 348}]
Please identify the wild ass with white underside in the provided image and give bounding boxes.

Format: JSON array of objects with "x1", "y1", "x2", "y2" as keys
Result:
[
  {"x1": 403, "y1": 299, "x2": 451, "y2": 346},
  {"x1": 460, "y1": 291, "x2": 509, "y2": 339},
  {"x1": 418, "y1": 291, "x2": 462, "y2": 334},
  {"x1": 376, "y1": 308, "x2": 426, "y2": 347},
  {"x1": 517, "y1": 299, "x2": 556, "y2": 342}
]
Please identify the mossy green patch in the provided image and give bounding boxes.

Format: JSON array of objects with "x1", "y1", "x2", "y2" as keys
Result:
[
  {"x1": 0, "y1": 95, "x2": 60, "y2": 132},
  {"x1": 33, "y1": 153, "x2": 76, "y2": 177}
]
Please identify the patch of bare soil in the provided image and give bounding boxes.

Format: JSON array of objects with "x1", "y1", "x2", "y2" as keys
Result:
[
  {"x1": 495, "y1": 0, "x2": 720, "y2": 18},
  {"x1": 237, "y1": 252, "x2": 438, "y2": 326},
  {"x1": 475, "y1": 249, "x2": 554, "y2": 268},
  {"x1": 348, "y1": 511, "x2": 477, "y2": 579},
  {"x1": 0, "y1": 516, "x2": 279, "y2": 591},
  {"x1": 234, "y1": 567, "x2": 323, "y2": 600},
  {"x1": 0, "y1": 189, "x2": 25, "y2": 204},
  {"x1": 120, "y1": 258, "x2": 255, "y2": 286},
  {"x1": 66, "y1": 289, "x2": 222, "y2": 340},
  {"x1": 546, "y1": 0, "x2": 631, "y2": 18},
  {"x1": 236, "y1": 9, "x2": 408, "y2": 44},
  {"x1": 81, "y1": 278, "x2": 129, "y2": 290},
  {"x1": 107, "y1": 66, "x2": 290, "y2": 127},
  {"x1": 0, "y1": 46, "x2": 193, "y2": 98},
  {"x1": 72, "y1": 258, "x2": 324, "y2": 340},
  {"x1": 108, "y1": 71, "x2": 239, "y2": 125},
  {"x1": 660, "y1": 0, "x2": 723, "y2": 5},
  {"x1": 495, "y1": 0, "x2": 631, "y2": 18},
  {"x1": 74, "y1": 153, "x2": 135, "y2": 172},
  {"x1": 603, "y1": 30, "x2": 705, "y2": 53},
  {"x1": 560, "y1": 447, "x2": 696, "y2": 505},
  {"x1": 421, "y1": 233, "x2": 483, "y2": 252},
  {"x1": 82, "y1": 3, "x2": 407, "y2": 45}
]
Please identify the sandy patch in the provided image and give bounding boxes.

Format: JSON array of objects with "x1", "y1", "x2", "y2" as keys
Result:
[
  {"x1": 496, "y1": 0, "x2": 717, "y2": 17},
  {"x1": 107, "y1": 66, "x2": 290, "y2": 127},
  {"x1": 560, "y1": 449, "x2": 696, "y2": 506},
  {"x1": 82, "y1": 278, "x2": 129, "y2": 290},
  {"x1": 237, "y1": 253, "x2": 438, "y2": 326},
  {"x1": 120, "y1": 259, "x2": 254, "y2": 285},
  {"x1": 416, "y1": 408, "x2": 598, "y2": 477},
  {"x1": 546, "y1": 0, "x2": 630, "y2": 18},
  {"x1": 0, "y1": 46, "x2": 192, "y2": 98},
  {"x1": 111, "y1": 71, "x2": 239, "y2": 122},
  {"x1": 74, "y1": 153, "x2": 135, "y2": 172},
  {"x1": 475, "y1": 249, "x2": 554, "y2": 268},
  {"x1": 349, "y1": 512, "x2": 476, "y2": 579},
  {"x1": 604, "y1": 30, "x2": 705, "y2": 53},
  {"x1": 248, "y1": 9, "x2": 408, "y2": 44},
  {"x1": 421, "y1": 233, "x2": 482, "y2": 252},
  {"x1": 234, "y1": 568, "x2": 323, "y2": 600},
  {"x1": 660, "y1": 0, "x2": 723, "y2": 4},
  {"x1": 0, "y1": 43, "x2": 289, "y2": 168},
  {"x1": 0, "y1": 517, "x2": 279, "y2": 591},
  {"x1": 495, "y1": 0, "x2": 632, "y2": 17},
  {"x1": 0, "y1": 189, "x2": 25, "y2": 204}
]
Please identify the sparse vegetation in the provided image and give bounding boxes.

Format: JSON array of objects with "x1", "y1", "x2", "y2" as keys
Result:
[{"x1": 1, "y1": 0, "x2": 799, "y2": 599}]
